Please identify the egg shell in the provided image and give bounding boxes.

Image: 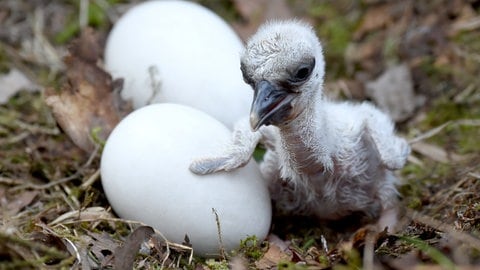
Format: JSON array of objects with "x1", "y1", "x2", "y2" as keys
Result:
[
  {"x1": 100, "y1": 103, "x2": 271, "y2": 256},
  {"x1": 104, "y1": 0, "x2": 252, "y2": 129}
]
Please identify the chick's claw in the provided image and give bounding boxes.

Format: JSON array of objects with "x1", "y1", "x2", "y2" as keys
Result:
[
  {"x1": 189, "y1": 158, "x2": 225, "y2": 175},
  {"x1": 189, "y1": 153, "x2": 248, "y2": 175}
]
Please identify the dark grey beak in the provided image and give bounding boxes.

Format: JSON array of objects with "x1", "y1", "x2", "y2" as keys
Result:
[{"x1": 249, "y1": 80, "x2": 296, "y2": 130}]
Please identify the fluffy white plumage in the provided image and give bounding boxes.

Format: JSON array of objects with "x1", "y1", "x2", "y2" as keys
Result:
[{"x1": 190, "y1": 20, "x2": 410, "y2": 230}]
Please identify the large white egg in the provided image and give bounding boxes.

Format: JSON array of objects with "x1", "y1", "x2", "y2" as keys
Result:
[
  {"x1": 100, "y1": 103, "x2": 271, "y2": 256},
  {"x1": 104, "y1": 0, "x2": 252, "y2": 129}
]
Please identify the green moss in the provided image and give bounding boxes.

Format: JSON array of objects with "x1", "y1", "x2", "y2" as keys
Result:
[
  {"x1": 87, "y1": 2, "x2": 108, "y2": 28},
  {"x1": 400, "y1": 161, "x2": 458, "y2": 210},
  {"x1": 23, "y1": 219, "x2": 37, "y2": 233},
  {"x1": 306, "y1": 2, "x2": 360, "y2": 79},
  {"x1": 55, "y1": 20, "x2": 80, "y2": 44},
  {"x1": 406, "y1": 196, "x2": 422, "y2": 210},
  {"x1": 90, "y1": 127, "x2": 106, "y2": 150},
  {"x1": 238, "y1": 235, "x2": 265, "y2": 260},
  {"x1": 205, "y1": 259, "x2": 229, "y2": 270},
  {"x1": 194, "y1": 1, "x2": 242, "y2": 23},
  {"x1": 399, "y1": 163, "x2": 427, "y2": 204},
  {"x1": 457, "y1": 125, "x2": 480, "y2": 154},
  {"x1": 69, "y1": 187, "x2": 82, "y2": 200},
  {"x1": 383, "y1": 35, "x2": 400, "y2": 65},
  {"x1": 301, "y1": 237, "x2": 316, "y2": 250},
  {"x1": 278, "y1": 261, "x2": 308, "y2": 269},
  {"x1": 333, "y1": 248, "x2": 361, "y2": 270},
  {"x1": 424, "y1": 100, "x2": 472, "y2": 126},
  {"x1": 318, "y1": 254, "x2": 330, "y2": 267},
  {"x1": 453, "y1": 31, "x2": 480, "y2": 53},
  {"x1": 422, "y1": 99, "x2": 480, "y2": 154},
  {"x1": 418, "y1": 57, "x2": 454, "y2": 93},
  {"x1": 399, "y1": 236, "x2": 455, "y2": 268},
  {"x1": 55, "y1": 0, "x2": 121, "y2": 44}
]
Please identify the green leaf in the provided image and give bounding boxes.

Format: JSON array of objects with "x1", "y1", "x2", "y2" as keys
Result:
[{"x1": 399, "y1": 235, "x2": 455, "y2": 269}]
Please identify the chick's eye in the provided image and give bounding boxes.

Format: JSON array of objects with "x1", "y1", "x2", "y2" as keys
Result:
[
  {"x1": 295, "y1": 67, "x2": 310, "y2": 80},
  {"x1": 289, "y1": 58, "x2": 315, "y2": 84}
]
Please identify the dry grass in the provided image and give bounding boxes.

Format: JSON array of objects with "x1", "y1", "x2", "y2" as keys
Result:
[{"x1": 1, "y1": 0, "x2": 480, "y2": 269}]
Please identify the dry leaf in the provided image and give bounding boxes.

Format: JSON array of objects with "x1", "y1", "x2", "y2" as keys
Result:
[
  {"x1": 410, "y1": 141, "x2": 466, "y2": 163},
  {"x1": 365, "y1": 64, "x2": 422, "y2": 122},
  {"x1": 2, "y1": 190, "x2": 39, "y2": 217},
  {"x1": 9, "y1": 190, "x2": 38, "y2": 215},
  {"x1": 232, "y1": 0, "x2": 293, "y2": 41},
  {"x1": 345, "y1": 40, "x2": 380, "y2": 63},
  {"x1": 86, "y1": 232, "x2": 121, "y2": 267},
  {"x1": 75, "y1": 231, "x2": 122, "y2": 269},
  {"x1": 267, "y1": 234, "x2": 290, "y2": 252},
  {"x1": 255, "y1": 242, "x2": 292, "y2": 269},
  {"x1": 44, "y1": 27, "x2": 131, "y2": 152},
  {"x1": 230, "y1": 255, "x2": 248, "y2": 270},
  {"x1": 113, "y1": 226, "x2": 155, "y2": 270},
  {"x1": 354, "y1": 3, "x2": 394, "y2": 40}
]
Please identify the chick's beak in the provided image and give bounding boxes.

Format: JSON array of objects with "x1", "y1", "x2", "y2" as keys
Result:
[{"x1": 250, "y1": 80, "x2": 296, "y2": 131}]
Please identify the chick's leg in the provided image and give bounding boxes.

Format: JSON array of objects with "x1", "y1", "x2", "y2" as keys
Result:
[
  {"x1": 375, "y1": 171, "x2": 401, "y2": 232},
  {"x1": 259, "y1": 149, "x2": 280, "y2": 182},
  {"x1": 361, "y1": 103, "x2": 411, "y2": 170},
  {"x1": 189, "y1": 117, "x2": 261, "y2": 175}
]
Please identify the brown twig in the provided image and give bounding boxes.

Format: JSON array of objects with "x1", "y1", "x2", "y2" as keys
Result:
[
  {"x1": 212, "y1": 208, "x2": 227, "y2": 260},
  {"x1": 408, "y1": 119, "x2": 480, "y2": 144},
  {"x1": 406, "y1": 209, "x2": 480, "y2": 251}
]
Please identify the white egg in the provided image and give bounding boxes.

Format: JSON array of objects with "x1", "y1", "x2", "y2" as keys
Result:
[
  {"x1": 100, "y1": 103, "x2": 271, "y2": 256},
  {"x1": 104, "y1": 0, "x2": 252, "y2": 129}
]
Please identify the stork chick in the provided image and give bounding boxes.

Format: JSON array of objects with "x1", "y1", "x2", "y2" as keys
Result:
[{"x1": 190, "y1": 20, "x2": 410, "y2": 230}]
